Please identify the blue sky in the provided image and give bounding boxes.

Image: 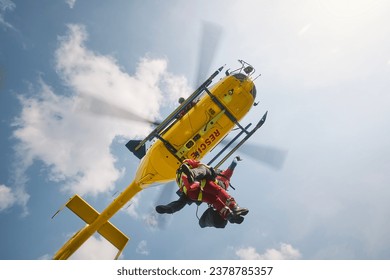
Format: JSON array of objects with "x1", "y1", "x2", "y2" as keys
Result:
[{"x1": 1, "y1": 0, "x2": 390, "y2": 260}]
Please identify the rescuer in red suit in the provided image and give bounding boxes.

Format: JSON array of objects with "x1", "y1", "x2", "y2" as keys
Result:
[
  {"x1": 156, "y1": 157, "x2": 249, "y2": 228},
  {"x1": 198, "y1": 157, "x2": 249, "y2": 228},
  {"x1": 176, "y1": 157, "x2": 248, "y2": 225}
]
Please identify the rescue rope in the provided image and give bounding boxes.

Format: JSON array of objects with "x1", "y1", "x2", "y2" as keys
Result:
[{"x1": 195, "y1": 204, "x2": 201, "y2": 220}]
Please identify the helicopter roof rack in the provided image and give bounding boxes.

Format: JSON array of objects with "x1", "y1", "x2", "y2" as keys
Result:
[{"x1": 126, "y1": 65, "x2": 225, "y2": 159}]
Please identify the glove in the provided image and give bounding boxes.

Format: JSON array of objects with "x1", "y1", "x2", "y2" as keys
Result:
[
  {"x1": 182, "y1": 176, "x2": 200, "y2": 191},
  {"x1": 183, "y1": 159, "x2": 200, "y2": 168}
]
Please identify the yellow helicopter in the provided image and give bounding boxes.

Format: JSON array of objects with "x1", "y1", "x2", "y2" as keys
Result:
[{"x1": 52, "y1": 58, "x2": 271, "y2": 260}]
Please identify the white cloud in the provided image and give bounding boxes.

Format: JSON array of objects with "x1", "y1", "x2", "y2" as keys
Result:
[
  {"x1": 0, "y1": 180, "x2": 29, "y2": 216},
  {"x1": 160, "y1": 72, "x2": 192, "y2": 107},
  {"x1": 122, "y1": 192, "x2": 141, "y2": 219},
  {"x1": 13, "y1": 80, "x2": 123, "y2": 197},
  {"x1": 12, "y1": 24, "x2": 190, "y2": 201},
  {"x1": 69, "y1": 235, "x2": 119, "y2": 260},
  {"x1": 298, "y1": 23, "x2": 312, "y2": 36},
  {"x1": 0, "y1": 0, "x2": 16, "y2": 30},
  {"x1": 136, "y1": 240, "x2": 149, "y2": 256},
  {"x1": 143, "y1": 212, "x2": 159, "y2": 229},
  {"x1": 236, "y1": 243, "x2": 301, "y2": 260},
  {"x1": 0, "y1": 184, "x2": 16, "y2": 211},
  {"x1": 65, "y1": 0, "x2": 76, "y2": 9}
]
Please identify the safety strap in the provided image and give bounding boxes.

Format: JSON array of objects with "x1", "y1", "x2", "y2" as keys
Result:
[
  {"x1": 176, "y1": 168, "x2": 207, "y2": 202},
  {"x1": 196, "y1": 179, "x2": 207, "y2": 201}
]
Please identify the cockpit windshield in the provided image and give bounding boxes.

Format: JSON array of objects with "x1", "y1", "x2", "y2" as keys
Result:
[{"x1": 232, "y1": 73, "x2": 257, "y2": 99}]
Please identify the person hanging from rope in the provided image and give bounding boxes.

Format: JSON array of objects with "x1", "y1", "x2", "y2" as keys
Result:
[{"x1": 155, "y1": 156, "x2": 248, "y2": 227}]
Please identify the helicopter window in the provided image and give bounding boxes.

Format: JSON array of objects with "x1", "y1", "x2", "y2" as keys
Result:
[
  {"x1": 233, "y1": 73, "x2": 257, "y2": 99},
  {"x1": 193, "y1": 133, "x2": 201, "y2": 142},
  {"x1": 186, "y1": 140, "x2": 194, "y2": 149},
  {"x1": 233, "y1": 73, "x2": 247, "y2": 81},
  {"x1": 250, "y1": 85, "x2": 257, "y2": 99}
]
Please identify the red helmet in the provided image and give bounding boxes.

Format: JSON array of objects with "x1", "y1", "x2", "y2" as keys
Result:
[{"x1": 182, "y1": 158, "x2": 200, "y2": 168}]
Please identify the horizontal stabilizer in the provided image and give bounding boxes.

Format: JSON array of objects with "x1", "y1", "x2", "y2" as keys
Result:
[
  {"x1": 64, "y1": 195, "x2": 129, "y2": 259},
  {"x1": 126, "y1": 140, "x2": 146, "y2": 159},
  {"x1": 98, "y1": 221, "x2": 128, "y2": 255},
  {"x1": 66, "y1": 194, "x2": 98, "y2": 224}
]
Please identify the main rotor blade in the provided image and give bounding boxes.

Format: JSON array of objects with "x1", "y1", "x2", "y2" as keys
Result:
[
  {"x1": 77, "y1": 95, "x2": 160, "y2": 126},
  {"x1": 195, "y1": 21, "x2": 223, "y2": 87},
  {"x1": 239, "y1": 143, "x2": 288, "y2": 170},
  {"x1": 221, "y1": 140, "x2": 288, "y2": 170},
  {"x1": 144, "y1": 181, "x2": 177, "y2": 230}
]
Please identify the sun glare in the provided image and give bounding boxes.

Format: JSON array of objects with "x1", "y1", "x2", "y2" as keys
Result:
[{"x1": 317, "y1": 0, "x2": 383, "y2": 18}]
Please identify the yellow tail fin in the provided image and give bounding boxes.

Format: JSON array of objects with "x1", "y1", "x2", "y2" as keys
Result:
[{"x1": 55, "y1": 195, "x2": 129, "y2": 260}]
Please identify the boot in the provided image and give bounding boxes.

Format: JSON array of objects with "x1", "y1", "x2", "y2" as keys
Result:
[
  {"x1": 155, "y1": 196, "x2": 188, "y2": 214},
  {"x1": 155, "y1": 205, "x2": 174, "y2": 214},
  {"x1": 232, "y1": 206, "x2": 249, "y2": 217},
  {"x1": 219, "y1": 206, "x2": 232, "y2": 220},
  {"x1": 226, "y1": 198, "x2": 249, "y2": 217},
  {"x1": 226, "y1": 208, "x2": 245, "y2": 224}
]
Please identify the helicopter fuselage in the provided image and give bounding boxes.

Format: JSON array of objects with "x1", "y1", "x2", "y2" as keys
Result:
[{"x1": 135, "y1": 73, "x2": 256, "y2": 187}]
